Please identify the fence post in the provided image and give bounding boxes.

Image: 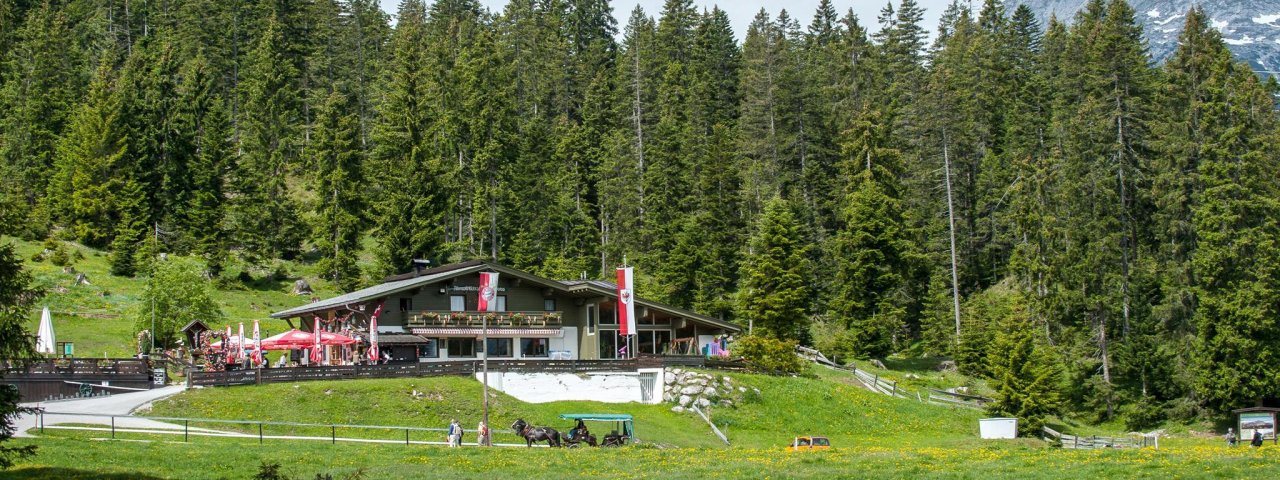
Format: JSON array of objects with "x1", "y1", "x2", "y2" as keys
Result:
[
  {"x1": 891, "y1": 381, "x2": 897, "y2": 397},
  {"x1": 111, "y1": 416, "x2": 115, "y2": 439},
  {"x1": 332, "y1": 425, "x2": 336, "y2": 444},
  {"x1": 39, "y1": 410, "x2": 43, "y2": 433},
  {"x1": 259, "y1": 422, "x2": 263, "y2": 444},
  {"x1": 184, "y1": 420, "x2": 189, "y2": 442},
  {"x1": 406, "y1": 429, "x2": 410, "y2": 445}
]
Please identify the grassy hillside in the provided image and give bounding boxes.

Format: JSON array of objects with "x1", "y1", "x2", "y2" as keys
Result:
[
  {"x1": 6, "y1": 236, "x2": 338, "y2": 358},
  {"x1": 145, "y1": 367, "x2": 983, "y2": 449},
  {"x1": 13, "y1": 430, "x2": 1280, "y2": 480}
]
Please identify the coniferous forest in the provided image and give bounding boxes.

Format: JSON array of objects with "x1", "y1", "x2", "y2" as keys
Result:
[{"x1": 2, "y1": 0, "x2": 1280, "y2": 427}]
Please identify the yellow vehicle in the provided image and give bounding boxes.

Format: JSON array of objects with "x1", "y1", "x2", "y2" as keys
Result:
[{"x1": 786, "y1": 436, "x2": 831, "y2": 451}]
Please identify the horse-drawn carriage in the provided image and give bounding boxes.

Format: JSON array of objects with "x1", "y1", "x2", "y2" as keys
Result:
[
  {"x1": 560, "y1": 413, "x2": 634, "y2": 448},
  {"x1": 510, "y1": 414, "x2": 635, "y2": 448}
]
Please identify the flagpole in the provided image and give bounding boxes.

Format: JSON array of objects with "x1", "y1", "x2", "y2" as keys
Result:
[{"x1": 482, "y1": 310, "x2": 489, "y2": 445}]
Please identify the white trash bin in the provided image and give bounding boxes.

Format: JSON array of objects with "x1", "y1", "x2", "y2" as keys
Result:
[{"x1": 979, "y1": 418, "x2": 1018, "y2": 439}]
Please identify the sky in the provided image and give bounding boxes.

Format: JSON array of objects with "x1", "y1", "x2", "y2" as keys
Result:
[{"x1": 375, "y1": 0, "x2": 956, "y2": 41}]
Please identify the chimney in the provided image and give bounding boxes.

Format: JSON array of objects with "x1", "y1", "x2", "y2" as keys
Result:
[{"x1": 412, "y1": 259, "x2": 432, "y2": 276}]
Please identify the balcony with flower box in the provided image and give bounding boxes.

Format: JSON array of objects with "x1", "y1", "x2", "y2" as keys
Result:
[{"x1": 404, "y1": 310, "x2": 565, "y2": 339}]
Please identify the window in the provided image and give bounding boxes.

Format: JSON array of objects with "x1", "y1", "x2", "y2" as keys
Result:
[
  {"x1": 399, "y1": 297, "x2": 413, "y2": 312},
  {"x1": 486, "y1": 338, "x2": 513, "y2": 358},
  {"x1": 447, "y1": 337, "x2": 475, "y2": 357},
  {"x1": 601, "y1": 308, "x2": 618, "y2": 325},
  {"x1": 598, "y1": 330, "x2": 625, "y2": 359},
  {"x1": 653, "y1": 330, "x2": 671, "y2": 354},
  {"x1": 543, "y1": 299, "x2": 556, "y2": 312},
  {"x1": 450, "y1": 295, "x2": 466, "y2": 312},
  {"x1": 417, "y1": 339, "x2": 438, "y2": 358},
  {"x1": 496, "y1": 295, "x2": 507, "y2": 312},
  {"x1": 586, "y1": 305, "x2": 596, "y2": 335},
  {"x1": 520, "y1": 338, "x2": 549, "y2": 357}
]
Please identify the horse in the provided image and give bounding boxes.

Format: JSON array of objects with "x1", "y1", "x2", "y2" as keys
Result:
[{"x1": 511, "y1": 418, "x2": 562, "y2": 447}]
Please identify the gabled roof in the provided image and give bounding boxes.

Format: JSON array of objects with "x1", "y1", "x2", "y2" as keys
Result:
[
  {"x1": 559, "y1": 279, "x2": 741, "y2": 332},
  {"x1": 271, "y1": 261, "x2": 741, "y2": 333}
]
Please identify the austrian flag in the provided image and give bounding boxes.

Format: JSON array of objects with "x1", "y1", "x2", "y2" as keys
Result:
[
  {"x1": 616, "y1": 267, "x2": 636, "y2": 337},
  {"x1": 478, "y1": 272, "x2": 500, "y2": 312}
]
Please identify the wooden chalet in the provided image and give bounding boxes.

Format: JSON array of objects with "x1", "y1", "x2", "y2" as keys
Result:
[{"x1": 270, "y1": 261, "x2": 741, "y2": 363}]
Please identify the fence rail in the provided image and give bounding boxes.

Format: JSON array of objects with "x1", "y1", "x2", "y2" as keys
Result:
[
  {"x1": 3, "y1": 358, "x2": 151, "y2": 376},
  {"x1": 1042, "y1": 426, "x2": 1152, "y2": 449},
  {"x1": 925, "y1": 389, "x2": 990, "y2": 410},
  {"x1": 187, "y1": 358, "x2": 691, "y2": 387}
]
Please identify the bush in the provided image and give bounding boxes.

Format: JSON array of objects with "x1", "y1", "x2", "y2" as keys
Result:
[
  {"x1": 1122, "y1": 399, "x2": 1165, "y2": 432},
  {"x1": 735, "y1": 335, "x2": 805, "y2": 375},
  {"x1": 48, "y1": 244, "x2": 69, "y2": 267}
]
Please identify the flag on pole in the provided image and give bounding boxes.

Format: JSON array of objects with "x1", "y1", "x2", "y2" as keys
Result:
[
  {"x1": 478, "y1": 272, "x2": 500, "y2": 312},
  {"x1": 616, "y1": 267, "x2": 636, "y2": 337},
  {"x1": 368, "y1": 303, "x2": 384, "y2": 364},
  {"x1": 311, "y1": 317, "x2": 323, "y2": 365},
  {"x1": 252, "y1": 319, "x2": 263, "y2": 366},
  {"x1": 36, "y1": 306, "x2": 55, "y2": 354},
  {"x1": 237, "y1": 322, "x2": 246, "y2": 363}
]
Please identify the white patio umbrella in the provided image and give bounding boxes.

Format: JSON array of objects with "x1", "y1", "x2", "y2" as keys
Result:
[{"x1": 36, "y1": 306, "x2": 55, "y2": 354}]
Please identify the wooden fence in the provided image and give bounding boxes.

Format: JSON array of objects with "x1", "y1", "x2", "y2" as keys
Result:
[
  {"x1": 1042, "y1": 426, "x2": 1152, "y2": 449},
  {"x1": 925, "y1": 389, "x2": 990, "y2": 410},
  {"x1": 186, "y1": 358, "x2": 708, "y2": 388}
]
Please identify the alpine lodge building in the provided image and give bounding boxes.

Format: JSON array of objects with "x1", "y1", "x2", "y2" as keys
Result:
[{"x1": 270, "y1": 260, "x2": 742, "y2": 364}]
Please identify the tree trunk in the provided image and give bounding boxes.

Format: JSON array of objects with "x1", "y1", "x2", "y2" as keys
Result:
[{"x1": 943, "y1": 134, "x2": 962, "y2": 343}]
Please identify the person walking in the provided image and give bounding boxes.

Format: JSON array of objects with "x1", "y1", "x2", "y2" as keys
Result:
[
  {"x1": 1252, "y1": 429, "x2": 1264, "y2": 447},
  {"x1": 448, "y1": 419, "x2": 462, "y2": 447},
  {"x1": 477, "y1": 421, "x2": 490, "y2": 447}
]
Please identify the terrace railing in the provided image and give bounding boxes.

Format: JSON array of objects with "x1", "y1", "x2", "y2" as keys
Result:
[
  {"x1": 2, "y1": 358, "x2": 151, "y2": 376},
  {"x1": 405, "y1": 310, "x2": 563, "y2": 328},
  {"x1": 188, "y1": 359, "x2": 646, "y2": 387}
]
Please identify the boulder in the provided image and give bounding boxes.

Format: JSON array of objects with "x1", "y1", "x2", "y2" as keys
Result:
[
  {"x1": 671, "y1": 368, "x2": 683, "y2": 375},
  {"x1": 738, "y1": 386, "x2": 747, "y2": 393},
  {"x1": 74, "y1": 273, "x2": 90, "y2": 285},
  {"x1": 663, "y1": 392, "x2": 675, "y2": 402},
  {"x1": 722, "y1": 376, "x2": 732, "y2": 384},
  {"x1": 870, "y1": 359, "x2": 887, "y2": 369},
  {"x1": 679, "y1": 395, "x2": 692, "y2": 406},
  {"x1": 937, "y1": 360, "x2": 958, "y2": 372},
  {"x1": 704, "y1": 387, "x2": 718, "y2": 398},
  {"x1": 721, "y1": 399, "x2": 733, "y2": 407},
  {"x1": 680, "y1": 384, "x2": 704, "y2": 396},
  {"x1": 695, "y1": 398, "x2": 711, "y2": 407},
  {"x1": 664, "y1": 371, "x2": 676, "y2": 385},
  {"x1": 292, "y1": 279, "x2": 313, "y2": 295},
  {"x1": 691, "y1": 377, "x2": 708, "y2": 386},
  {"x1": 671, "y1": 406, "x2": 685, "y2": 413}
]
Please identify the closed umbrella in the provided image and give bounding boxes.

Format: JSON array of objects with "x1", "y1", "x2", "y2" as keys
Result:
[{"x1": 36, "y1": 306, "x2": 55, "y2": 355}]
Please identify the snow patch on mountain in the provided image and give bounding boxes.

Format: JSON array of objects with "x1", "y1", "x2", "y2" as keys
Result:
[{"x1": 1008, "y1": 0, "x2": 1280, "y2": 74}]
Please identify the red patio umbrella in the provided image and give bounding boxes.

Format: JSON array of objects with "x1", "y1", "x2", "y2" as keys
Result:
[{"x1": 261, "y1": 329, "x2": 359, "y2": 350}]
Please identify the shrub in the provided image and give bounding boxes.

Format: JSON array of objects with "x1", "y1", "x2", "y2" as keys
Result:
[
  {"x1": 735, "y1": 335, "x2": 805, "y2": 375},
  {"x1": 48, "y1": 245, "x2": 69, "y2": 267},
  {"x1": 1122, "y1": 399, "x2": 1165, "y2": 432}
]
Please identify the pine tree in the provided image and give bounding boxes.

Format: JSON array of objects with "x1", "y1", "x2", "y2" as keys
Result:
[
  {"x1": 228, "y1": 13, "x2": 305, "y2": 264},
  {"x1": 369, "y1": 0, "x2": 449, "y2": 275},
  {"x1": 179, "y1": 54, "x2": 233, "y2": 276},
  {"x1": 0, "y1": 1, "x2": 85, "y2": 236},
  {"x1": 737, "y1": 195, "x2": 811, "y2": 341},
  {"x1": 309, "y1": 91, "x2": 364, "y2": 291},
  {"x1": 986, "y1": 301, "x2": 1062, "y2": 436},
  {"x1": 108, "y1": 179, "x2": 148, "y2": 277},
  {"x1": 48, "y1": 61, "x2": 131, "y2": 248}
]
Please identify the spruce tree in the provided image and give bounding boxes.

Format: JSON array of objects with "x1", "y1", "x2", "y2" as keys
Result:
[
  {"x1": 228, "y1": 13, "x2": 305, "y2": 264},
  {"x1": 986, "y1": 301, "x2": 1062, "y2": 436},
  {"x1": 48, "y1": 61, "x2": 131, "y2": 248},
  {"x1": 108, "y1": 179, "x2": 148, "y2": 277},
  {"x1": 369, "y1": 0, "x2": 449, "y2": 275},
  {"x1": 309, "y1": 91, "x2": 364, "y2": 292},
  {"x1": 737, "y1": 195, "x2": 811, "y2": 341}
]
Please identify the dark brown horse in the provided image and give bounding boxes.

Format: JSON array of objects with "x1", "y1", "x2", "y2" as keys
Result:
[{"x1": 511, "y1": 418, "x2": 562, "y2": 447}]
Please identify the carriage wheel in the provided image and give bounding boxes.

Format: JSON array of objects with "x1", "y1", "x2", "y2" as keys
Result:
[{"x1": 566, "y1": 441, "x2": 579, "y2": 449}]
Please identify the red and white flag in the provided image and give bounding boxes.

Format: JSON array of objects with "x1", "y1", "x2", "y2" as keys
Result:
[
  {"x1": 368, "y1": 303, "x2": 384, "y2": 363},
  {"x1": 225, "y1": 325, "x2": 233, "y2": 363},
  {"x1": 478, "y1": 272, "x2": 500, "y2": 312},
  {"x1": 616, "y1": 267, "x2": 636, "y2": 337},
  {"x1": 311, "y1": 317, "x2": 323, "y2": 365},
  {"x1": 237, "y1": 322, "x2": 245, "y2": 363},
  {"x1": 252, "y1": 319, "x2": 263, "y2": 366}
]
